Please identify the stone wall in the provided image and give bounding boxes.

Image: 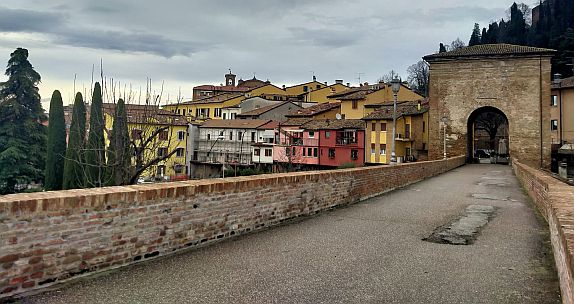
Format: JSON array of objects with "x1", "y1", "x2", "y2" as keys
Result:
[
  {"x1": 0, "y1": 156, "x2": 465, "y2": 299},
  {"x1": 513, "y1": 161, "x2": 574, "y2": 304},
  {"x1": 427, "y1": 56, "x2": 552, "y2": 168}
]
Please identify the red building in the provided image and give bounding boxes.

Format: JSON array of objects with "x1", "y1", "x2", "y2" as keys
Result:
[{"x1": 301, "y1": 119, "x2": 365, "y2": 167}]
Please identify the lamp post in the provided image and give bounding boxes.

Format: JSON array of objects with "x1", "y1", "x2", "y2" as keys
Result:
[
  {"x1": 441, "y1": 116, "x2": 448, "y2": 159},
  {"x1": 390, "y1": 77, "x2": 401, "y2": 165}
]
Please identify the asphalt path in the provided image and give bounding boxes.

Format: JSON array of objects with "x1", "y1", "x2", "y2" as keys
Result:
[{"x1": 19, "y1": 164, "x2": 560, "y2": 304}]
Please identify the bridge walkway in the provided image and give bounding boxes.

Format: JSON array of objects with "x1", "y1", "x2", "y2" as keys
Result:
[{"x1": 22, "y1": 164, "x2": 560, "y2": 304}]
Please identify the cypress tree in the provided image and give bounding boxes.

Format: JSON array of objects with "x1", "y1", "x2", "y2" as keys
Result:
[
  {"x1": 469, "y1": 23, "x2": 482, "y2": 46},
  {"x1": 106, "y1": 99, "x2": 132, "y2": 186},
  {"x1": 63, "y1": 93, "x2": 87, "y2": 189},
  {"x1": 44, "y1": 90, "x2": 66, "y2": 190},
  {"x1": 481, "y1": 28, "x2": 488, "y2": 44},
  {"x1": 0, "y1": 48, "x2": 46, "y2": 194},
  {"x1": 85, "y1": 82, "x2": 106, "y2": 188}
]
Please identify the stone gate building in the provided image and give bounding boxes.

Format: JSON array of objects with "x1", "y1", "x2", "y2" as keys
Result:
[{"x1": 423, "y1": 44, "x2": 556, "y2": 168}]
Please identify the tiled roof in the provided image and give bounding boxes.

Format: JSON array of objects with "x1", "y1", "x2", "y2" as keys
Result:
[
  {"x1": 286, "y1": 102, "x2": 340, "y2": 117},
  {"x1": 237, "y1": 101, "x2": 296, "y2": 117},
  {"x1": 424, "y1": 44, "x2": 556, "y2": 60},
  {"x1": 328, "y1": 87, "x2": 378, "y2": 100},
  {"x1": 364, "y1": 99, "x2": 426, "y2": 108},
  {"x1": 200, "y1": 119, "x2": 271, "y2": 129},
  {"x1": 302, "y1": 119, "x2": 365, "y2": 130},
  {"x1": 362, "y1": 100, "x2": 429, "y2": 120},
  {"x1": 102, "y1": 103, "x2": 188, "y2": 126},
  {"x1": 175, "y1": 93, "x2": 244, "y2": 106},
  {"x1": 193, "y1": 85, "x2": 249, "y2": 92},
  {"x1": 280, "y1": 118, "x2": 313, "y2": 127},
  {"x1": 257, "y1": 121, "x2": 279, "y2": 130},
  {"x1": 552, "y1": 76, "x2": 574, "y2": 89}
]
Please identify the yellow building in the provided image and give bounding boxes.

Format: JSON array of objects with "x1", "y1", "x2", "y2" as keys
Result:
[
  {"x1": 362, "y1": 100, "x2": 429, "y2": 164},
  {"x1": 330, "y1": 82, "x2": 423, "y2": 119},
  {"x1": 284, "y1": 80, "x2": 328, "y2": 95},
  {"x1": 285, "y1": 102, "x2": 341, "y2": 120},
  {"x1": 164, "y1": 83, "x2": 288, "y2": 120},
  {"x1": 301, "y1": 83, "x2": 349, "y2": 103},
  {"x1": 103, "y1": 103, "x2": 188, "y2": 180}
]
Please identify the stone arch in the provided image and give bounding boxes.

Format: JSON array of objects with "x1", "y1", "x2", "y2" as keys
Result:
[{"x1": 466, "y1": 106, "x2": 509, "y2": 162}]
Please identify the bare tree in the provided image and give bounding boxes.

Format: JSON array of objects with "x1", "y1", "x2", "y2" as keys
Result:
[
  {"x1": 449, "y1": 38, "x2": 466, "y2": 50},
  {"x1": 378, "y1": 70, "x2": 400, "y2": 83},
  {"x1": 407, "y1": 61, "x2": 429, "y2": 97},
  {"x1": 474, "y1": 112, "x2": 507, "y2": 150}
]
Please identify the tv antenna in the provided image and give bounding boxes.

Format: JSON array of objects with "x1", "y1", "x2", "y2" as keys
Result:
[{"x1": 356, "y1": 72, "x2": 365, "y2": 85}]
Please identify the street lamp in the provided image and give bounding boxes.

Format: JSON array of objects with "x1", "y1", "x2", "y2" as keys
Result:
[
  {"x1": 441, "y1": 116, "x2": 448, "y2": 159},
  {"x1": 390, "y1": 77, "x2": 401, "y2": 165}
]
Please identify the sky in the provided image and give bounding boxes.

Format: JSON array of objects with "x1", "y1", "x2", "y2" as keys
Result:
[{"x1": 0, "y1": 0, "x2": 533, "y2": 107}]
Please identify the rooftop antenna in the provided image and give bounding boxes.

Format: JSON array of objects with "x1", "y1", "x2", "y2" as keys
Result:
[
  {"x1": 356, "y1": 72, "x2": 365, "y2": 86},
  {"x1": 310, "y1": 71, "x2": 315, "y2": 81}
]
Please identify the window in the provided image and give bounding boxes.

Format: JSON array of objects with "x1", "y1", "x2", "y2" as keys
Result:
[
  {"x1": 292, "y1": 147, "x2": 296, "y2": 155},
  {"x1": 238, "y1": 131, "x2": 243, "y2": 140},
  {"x1": 159, "y1": 130, "x2": 169, "y2": 141},
  {"x1": 313, "y1": 148, "x2": 318, "y2": 157},
  {"x1": 328, "y1": 148, "x2": 335, "y2": 158},
  {"x1": 176, "y1": 148, "x2": 185, "y2": 157},
  {"x1": 174, "y1": 164, "x2": 184, "y2": 174},
  {"x1": 177, "y1": 131, "x2": 185, "y2": 141},
  {"x1": 229, "y1": 131, "x2": 233, "y2": 141},
  {"x1": 551, "y1": 120, "x2": 558, "y2": 131},
  {"x1": 286, "y1": 147, "x2": 291, "y2": 156},
  {"x1": 132, "y1": 129, "x2": 142, "y2": 139},
  {"x1": 308, "y1": 131, "x2": 315, "y2": 138},
  {"x1": 371, "y1": 123, "x2": 376, "y2": 131},
  {"x1": 381, "y1": 123, "x2": 387, "y2": 132},
  {"x1": 351, "y1": 149, "x2": 358, "y2": 160},
  {"x1": 223, "y1": 113, "x2": 227, "y2": 119},
  {"x1": 265, "y1": 149, "x2": 272, "y2": 157},
  {"x1": 158, "y1": 147, "x2": 167, "y2": 157},
  {"x1": 303, "y1": 148, "x2": 306, "y2": 156},
  {"x1": 551, "y1": 95, "x2": 558, "y2": 106},
  {"x1": 405, "y1": 124, "x2": 411, "y2": 139},
  {"x1": 371, "y1": 143, "x2": 376, "y2": 154},
  {"x1": 406, "y1": 148, "x2": 411, "y2": 156},
  {"x1": 182, "y1": 109, "x2": 186, "y2": 116},
  {"x1": 380, "y1": 144, "x2": 386, "y2": 155},
  {"x1": 352, "y1": 100, "x2": 358, "y2": 109},
  {"x1": 214, "y1": 108, "x2": 222, "y2": 117},
  {"x1": 231, "y1": 113, "x2": 236, "y2": 119},
  {"x1": 308, "y1": 147, "x2": 313, "y2": 157},
  {"x1": 325, "y1": 131, "x2": 331, "y2": 139},
  {"x1": 303, "y1": 85, "x2": 308, "y2": 92},
  {"x1": 254, "y1": 148, "x2": 260, "y2": 156},
  {"x1": 251, "y1": 132, "x2": 256, "y2": 142},
  {"x1": 316, "y1": 85, "x2": 321, "y2": 90},
  {"x1": 177, "y1": 109, "x2": 181, "y2": 114},
  {"x1": 207, "y1": 133, "x2": 211, "y2": 140},
  {"x1": 422, "y1": 121, "x2": 425, "y2": 132}
]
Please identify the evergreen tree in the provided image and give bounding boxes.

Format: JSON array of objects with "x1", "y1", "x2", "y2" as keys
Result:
[
  {"x1": 106, "y1": 99, "x2": 132, "y2": 186},
  {"x1": 469, "y1": 23, "x2": 482, "y2": 46},
  {"x1": 0, "y1": 48, "x2": 46, "y2": 194},
  {"x1": 85, "y1": 82, "x2": 106, "y2": 188},
  {"x1": 63, "y1": 93, "x2": 86, "y2": 190},
  {"x1": 487, "y1": 22, "x2": 500, "y2": 44},
  {"x1": 481, "y1": 28, "x2": 489, "y2": 44},
  {"x1": 44, "y1": 90, "x2": 66, "y2": 190},
  {"x1": 439, "y1": 43, "x2": 447, "y2": 53},
  {"x1": 507, "y1": 3, "x2": 527, "y2": 45}
]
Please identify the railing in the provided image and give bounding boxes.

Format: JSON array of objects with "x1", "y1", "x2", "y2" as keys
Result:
[{"x1": 336, "y1": 137, "x2": 358, "y2": 146}]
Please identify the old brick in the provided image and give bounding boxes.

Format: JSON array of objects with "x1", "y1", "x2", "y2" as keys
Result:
[
  {"x1": 28, "y1": 256, "x2": 42, "y2": 264},
  {"x1": 22, "y1": 281, "x2": 35, "y2": 289},
  {"x1": 9, "y1": 276, "x2": 27, "y2": 285},
  {"x1": 0, "y1": 254, "x2": 18, "y2": 264},
  {"x1": 30, "y1": 272, "x2": 44, "y2": 279},
  {"x1": 62, "y1": 255, "x2": 82, "y2": 265}
]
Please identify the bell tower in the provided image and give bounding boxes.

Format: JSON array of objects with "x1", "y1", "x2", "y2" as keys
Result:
[{"x1": 225, "y1": 69, "x2": 236, "y2": 87}]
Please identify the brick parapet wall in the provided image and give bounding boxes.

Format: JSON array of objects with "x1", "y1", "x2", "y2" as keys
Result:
[
  {"x1": 0, "y1": 156, "x2": 465, "y2": 299},
  {"x1": 513, "y1": 161, "x2": 574, "y2": 304}
]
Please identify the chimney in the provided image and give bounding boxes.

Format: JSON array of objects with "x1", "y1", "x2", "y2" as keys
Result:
[
  {"x1": 335, "y1": 79, "x2": 343, "y2": 84},
  {"x1": 554, "y1": 73, "x2": 562, "y2": 85},
  {"x1": 324, "y1": 82, "x2": 327, "y2": 85},
  {"x1": 313, "y1": 75, "x2": 317, "y2": 81},
  {"x1": 282, "y1": 85, "x2": 286, "y2": 90},
  {"x1": 346, "y1": 82, "x2": 350, "y2": 87}
]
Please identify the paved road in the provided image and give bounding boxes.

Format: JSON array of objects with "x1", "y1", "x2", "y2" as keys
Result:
[{"x1": 20, "y1": 165, "x2": 560, "y2": 304}]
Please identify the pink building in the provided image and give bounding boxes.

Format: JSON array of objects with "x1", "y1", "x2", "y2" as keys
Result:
[{"x1": 274, "y1": 118, "x2": 320, "y2": 166}]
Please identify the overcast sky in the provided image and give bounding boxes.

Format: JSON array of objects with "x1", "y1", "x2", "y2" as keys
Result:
[{"x1": 0, "y1": 0, "x2": 532, "y2": 107}]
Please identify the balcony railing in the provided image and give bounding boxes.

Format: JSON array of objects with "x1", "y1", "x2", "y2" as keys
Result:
[{"x1": 336, "y1": 137, "x2": 358, "y2": 146}]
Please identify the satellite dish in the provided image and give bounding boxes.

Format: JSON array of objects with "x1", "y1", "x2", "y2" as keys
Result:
[{"x1": 336, "y1": 113, "x2": 342, "y2": 120}]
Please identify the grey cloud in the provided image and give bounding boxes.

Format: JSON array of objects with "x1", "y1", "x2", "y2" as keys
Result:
[
  {"x1": 0, "y1": 6, "x2": 207, "y2": 57},
  {"x1": 289, "y1": 27, "x2": 362, "y2": 48},
  {"x1": 0, "y1": 7, "x2": 65, "y2": 32},
  {"x1": 54, "y1": 29, "x2": 205, "y2": 58}
]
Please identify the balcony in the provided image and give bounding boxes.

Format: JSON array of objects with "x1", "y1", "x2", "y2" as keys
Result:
[
  {"x1": 336, "y1": 137, "x2": 358, "y2": 146},
  {"x1": 395, "y1": 133, "x2": 413, "y2": 142}
]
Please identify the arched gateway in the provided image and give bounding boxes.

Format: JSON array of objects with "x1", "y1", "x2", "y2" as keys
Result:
[{"x1": 423, "y1": 44, "x2": 555, "y2": 168}]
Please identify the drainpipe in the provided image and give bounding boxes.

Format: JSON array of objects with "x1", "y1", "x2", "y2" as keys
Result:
[{"x1": 539, "y1": 56, "x2": 543, "y2": 168}]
